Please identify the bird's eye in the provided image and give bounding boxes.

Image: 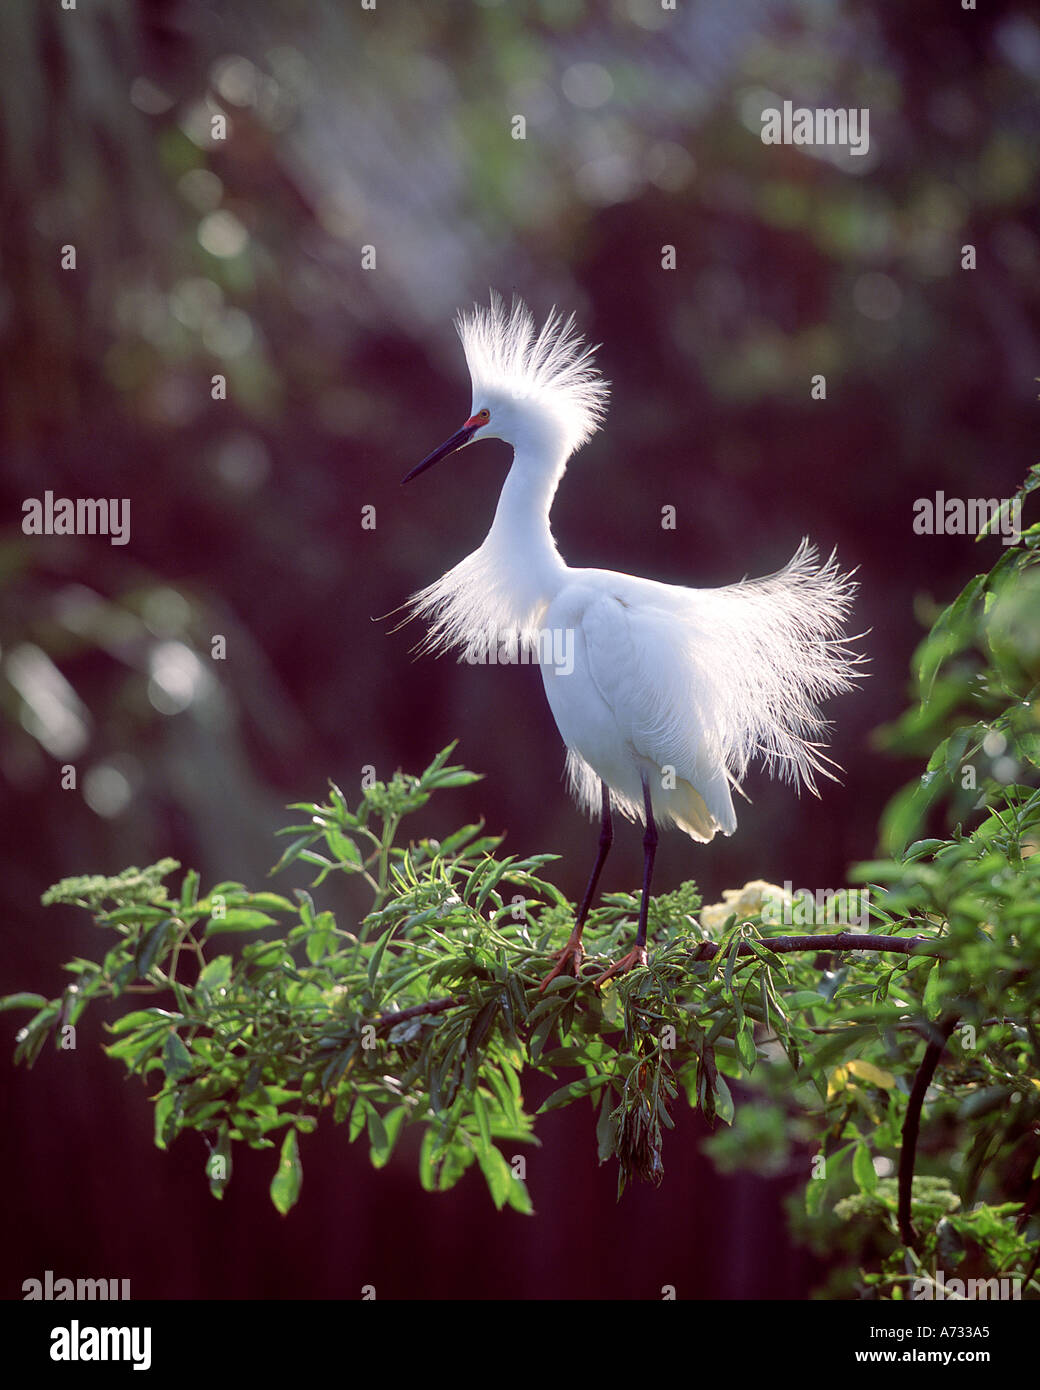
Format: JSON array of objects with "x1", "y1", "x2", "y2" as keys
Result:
[{"x1": 476, "y1": 408, "x2": 490, "y2": 422}]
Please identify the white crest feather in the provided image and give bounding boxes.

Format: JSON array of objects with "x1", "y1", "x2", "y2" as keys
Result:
[{"x1": 458, "y1": 293, "x2": 609, "y2": 451}]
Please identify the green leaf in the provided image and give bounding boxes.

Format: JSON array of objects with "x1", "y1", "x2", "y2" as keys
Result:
[
  {"x1": 204, "y1": 909, "x2": 278, "y2": 937},
  {"x1": 135, "y1": 918, "x2": 175, "y2": 977},
  {"x1": 538, "y1": 1076, "x2": 601, "y2": 1114},
  {"x1": 846, "y1": 1060, "x2": 896, "y2": 1090},
  {"x1": 785, "y1": 990, "x2": 828, "y2": 1011},
  {"x1": 476, "y1": 1144, "x2": 513, "y2": 1209},
  {"x1": 436, "y1": 821, "x2": 487, "y2": 857},
  {"x1": 505, "y1": 1172, "x2": 534, "y2": 1215},
  {"x1": 806, "y1": 1169, "x2": 826, "y2": 1216},
  {"x1": 324, "y1": 827, "x2": 361, "y2": 864},
  {"x1": 243, "y1": 892, "x2": 296, "y2": 913},
  {"x1": 465, "y1": 997, "x2": 500, "y2": 1058},
  {"x1": 103, "y1": 1028, "x2": 164, "y2": 1071},
  {"x1": 0, "y1": 992, "x2": 49, "y2": 1013},
  {"x1": 596, "y1": 1090, "x2": 617, "y2": 1162},
  {"x1": 153, "y1": 1089, "x2": 178, "y2": 1151},
  {"x1": 420, "y1": 742, "x2": 459, "y2": 780},
  {"x1": 903, "y1": 839, "x2": 946, "y2": 863},
  {"x1": 472, "y1": 1091, "x2": 492, "y2": 1156},
  {"x1": 370, "y1": 1106, "x2": 407, "y2": 1169},
  {"x1": 13, "y1": 1003, "x2": 60, "y2": 1067},
  {"x1": 366, "y1": 1104, "x2": 388, "y2": 1156},
  {"x1": 270, "y1": 1129, "x2": 302, "y2": 1215},
  {"x1": 736, "y1": 1019, "x2": 758, "y2": 1071},
  {"x1": 474, "y1": 857, "x2": 518, "y2": 911},
  {"x1": 198, "y1": 955, "x2": 232, "y2": 999},
  {"x1": 418, "y1": 1127, "x2": 438, "y2": 1191},
  {"x1": 209, "y1": 881, "x2": 247, "y2": 898},
  {"x1": 305, "y1": 911, "x2": 337, "y2": 964},
  {"x1": 269, "y1": 834, "x2": 318, "y2": 877},
  {"x1": 917, "y1": 574, "x2": 984, "y2": 703},
  {"x1": 427, "y1": 769, "x2": 483, "y2": 789},
  {"x1": 107, "y1": 1007, "x2": 181, "y2": 1035},
  {"x1": 348, "y1": 1099, "x2": 368, "y2": 1143},
  {"x1": 366, "y1": 926, "x2": 395, "y2": 991},
  {"x1": 485, "y1": 1066, "x2": 520, "y2": 1127},
  {"x1": 162, "y1": 1031, "x2": 194, "y2": 1080},
  {"x1": 101, "y1": 905, "x2": 170, "y2": 927},
  {"x1": 923, "y1": 961, "x2": 943, "y2": 1020},
  {"x1": 179, "y1": 869, "x2": 200, "y2": 910},
  {"x1": 712, "y1": 1074, "x2": 734, "y2": 1125},
  {"x1": 853, "y1": 1143, "x2": 878, "y2": 1195},
  {"x1": 879, "y1": 776, "x2": 946, "y2": 857}
]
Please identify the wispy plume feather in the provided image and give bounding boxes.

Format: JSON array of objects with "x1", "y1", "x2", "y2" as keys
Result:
[{"x1": 458, "y1": 292, "x2": 610, "y2": 451}]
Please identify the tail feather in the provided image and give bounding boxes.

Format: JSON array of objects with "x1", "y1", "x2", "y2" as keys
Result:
[{"x1": 678, "y1": 539, "x2": 864, "y2": 795}]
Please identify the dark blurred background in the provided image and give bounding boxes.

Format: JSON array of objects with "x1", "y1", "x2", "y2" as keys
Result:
[{"x1": 1, "y1": 0, "x2": 1036, "y2": 1299}]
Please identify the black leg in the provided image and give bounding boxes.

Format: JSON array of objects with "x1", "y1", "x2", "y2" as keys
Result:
[
  {"x1": 575, "y1": 781, "x2": 613, "y2": 930},
  {"x1": 593, "y1": 774, "x2": 655, "y2": 986},
  {"x1": 635, "y1": 775, "x2": 658, "y2": 950},
  {"x1": 538, "y1": 781, "x2": 612, "y2": 990}
]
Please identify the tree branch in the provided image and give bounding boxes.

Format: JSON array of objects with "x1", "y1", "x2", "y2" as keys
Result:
[
  {"x1": 898, "y1": 1013, "x2": 960, "y2": 1248},
  {"x1": 686, "y1": 931, "x2": 944, "y2": 961},
  {"x1": 372, "y1": 995, "x2": 466, "y2": 1032},
  {"x1": 368, "y1": 933, "x2": 942, "y2": 1033}
]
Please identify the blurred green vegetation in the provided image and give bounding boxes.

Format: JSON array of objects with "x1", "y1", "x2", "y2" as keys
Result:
[{"x1": 3, "y1": 1, "x2": 1037, "y2": 905}]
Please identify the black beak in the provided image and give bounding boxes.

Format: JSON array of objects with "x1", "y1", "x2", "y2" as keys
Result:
[{"x1": 402, "y1": 422, "x2": 477, "y2": 484}]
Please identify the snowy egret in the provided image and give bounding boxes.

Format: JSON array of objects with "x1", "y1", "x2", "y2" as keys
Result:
[{"x1": 403, "y1": 295, "x2": 860, "y2": 988}]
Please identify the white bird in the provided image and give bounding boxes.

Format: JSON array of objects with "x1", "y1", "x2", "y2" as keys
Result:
[{"x1": 402, "y1": 294, "x2": 861, "y2": 988}]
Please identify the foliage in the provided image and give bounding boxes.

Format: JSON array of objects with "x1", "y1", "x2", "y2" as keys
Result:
[
  {"x1": 4, "y1": 475, "x2": 1039, "y2": 1299},
  {"x1": 727, "y1": 466, "x2": 1040, "y2": 1298},
  {"x1": 0, "y1": 739, "x2": 925, "y2": 1220},
  {"x1": 875, "y1": 462, "x2": 1040, "y2": 857}
]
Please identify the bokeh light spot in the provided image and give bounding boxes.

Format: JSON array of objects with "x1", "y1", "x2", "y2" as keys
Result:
[{"x1": 198, "y1": 211, "x2": 249, "y2": 258}]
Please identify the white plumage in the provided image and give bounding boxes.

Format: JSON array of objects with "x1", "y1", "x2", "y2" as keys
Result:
[{"x1": 403, "y1": 293, "x2": 861, "y2": 984}]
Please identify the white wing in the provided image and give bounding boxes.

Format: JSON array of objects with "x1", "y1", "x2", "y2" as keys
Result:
[
  {"x1": 543, "y1": 541, "x2": 860, "y2": 841},
  {"x1": 543, "y1": 582, "x2": 737, "y2": 841}
]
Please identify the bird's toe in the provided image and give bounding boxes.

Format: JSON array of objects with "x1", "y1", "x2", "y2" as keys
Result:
[
  {"x1": 538, "y1": 938, "x2": 584, "y2": 992},
  {"x1": 593, "y1": 944, "x2": 649, "y2": 989}
]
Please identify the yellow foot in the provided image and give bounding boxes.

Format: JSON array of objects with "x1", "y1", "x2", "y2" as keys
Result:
[
  {"x1": 538, "y1": 938, "x2": 584, "y2": 992},
  {"x1": 593, "y1": 944, "x2": 648, "y2": 989}
]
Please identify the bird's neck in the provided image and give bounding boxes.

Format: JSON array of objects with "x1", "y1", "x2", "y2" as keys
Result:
[
  {"x1": 405, "y1": 447, "x2": 570, "y2": 664},
  {"x1": 485, "y1": 452, "x2": 569, "y2": 600}
]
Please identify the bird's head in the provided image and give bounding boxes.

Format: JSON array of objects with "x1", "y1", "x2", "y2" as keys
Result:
[{"x1": 403, "y1": 293, "x2": 609, "y2": 485}]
